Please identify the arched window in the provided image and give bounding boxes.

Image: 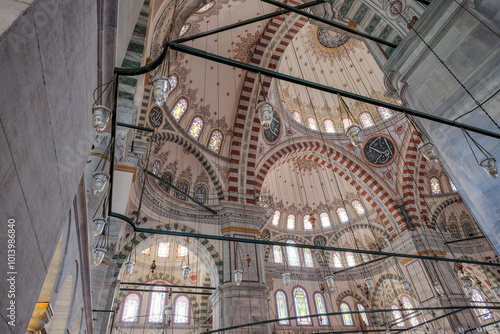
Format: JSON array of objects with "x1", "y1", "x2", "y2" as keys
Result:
[
  {"x1": 159, "y1": 172, "x2": 173, "y2": 193},
  {"x1": 430, "y1": 177, "x2": 441, "y2": 194},
  {"x1": 293, "y1": 287, "x2": 312, "y2": 325},
  {"x1": 362, "y1": 253, "x2": 370, "y2": 263},
  {"x1": 193, "y1": 184, "x2": 208, "y2": 204},
  {"x1": 168, "y1": 75, "x2": 178, "y2": 94},
  {"x1": 286, "y1": 240, "x2": 300, "y2": 267},
  {"x1": 173, "y1": 295, "x2": 190, "y2": 324},
  {"x1": 157, "y1": 242, "x2": 170, "y2": 258},
  {"x1": 324, "y1": 119, "x2": 335, "y2": 133},
  {"x1": 471, "y1": 289, "x2": 492, "y2": 320},
  {"x1": 196, "y1": 1, "x2": 215, "y2": 13},
  {"x1": 177, "y1": 245, "x2": 188, "y2": 257},
  {"x1": 287, "y1": 214, "x2": 296, "y2": 230},
  {"x1": 337, "y1": 207, "x2": 349, "y2": 224},
  {"x1": 179, "y1": 24, "x2": 191, "y2": 37},
  {"x1": 314, "y1": 293, "x2": 329, "y2": 325},
  {"x1": 378, "y1": 106, "x2": 393, "y2": 120},
  {"x1": 360, "y1": 112, "x2": 374, "y2": 128},
  {"x1": 175, "y1": 179, "x2": 190, "y2": 201},
  {"x1": 148, "y1": 286, "x2": 167, "y2": 323},
  {"x1": 450, "y1": 179, "x2": 458, "y2": 192},
  {"x1": 272, "y1": 210, "x2": 281, "y2": 226},
  {"x1": 333, "y1": 252, "x2": 343, "y2": 268},
  {"x1": 152, "y1": 160, "x2": 161, "y2": 175},
  {"x1": 303, "y1": 248, "x2": 314, "y2": 267},
  {"x1": 352, "y1": 200, "x2": 365, "y2": 215},
  {"x1": 449, "y1": 223, "x2": 460, "y2": 239},
  {"x1": 340, "y1": 302, "x2": 354, "y2": 326},
  {"x1": 273, "y1": 245, "x2": 283, "y2": 263},
  {"x1": 391, "y1": 304, "x2": 405, "y2": 327},
  {"x1": 357, "y1": 304, "x2": 369, "y2": 326},
  {"x1": 308, "y1": 117, "x2": 318, "y2": 130},
  {"x1": 343, "y1": 118, "x2": 353, "y2": 132},
  {"x1": 346, "y1": 252, "x2": 356, "y2": 267},
  {"x1": 402, "y1": 296, "x2": 419, "y2": 326},
  {"x1": 303, "y1": 215, "x2": 312, "y2": 230},
  {"x1": 292, "y1": 111, "x2": 302, "y2": 124},
  {"x1": 320, "y1": 212, "x2": 331, "y2": 228},
  {"x1": 208, "y1": 130, "x2": 223, "y2": 153},
  {"x1": 171, "y1": 98, "x2": 188, "y2": 121},
  {"x1": 121, "y1": 293, "x2": 140, "y2": 322},
  {"x1": 142, "y1": 248, "x2": 151, "y2": 256},
  {"x1": 462, "y1": 221, "x2": 476, "y2": 238},
  {"x1": 276, "y1": 291, "x2": 290, "y2": 325},
  {"x1": 188, "y1": 117, "x2": 203, "y2": 139}
]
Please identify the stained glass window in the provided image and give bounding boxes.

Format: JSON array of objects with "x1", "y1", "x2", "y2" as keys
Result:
[
  {"x1": 175, "y1": 180, "x2": 189, "y2": 200},
  {"x1": 449, "y1": 223, "x2": 460, "y2": 239},
  {"x1": 194, "y1": 184, "x2": 208, "y2": 204},
  {"x1": 352, "y1": 200, "x2": 365, "y2": 215},
  {"x1": 148, "y1": 286, "x2": 166, "y2": 323},
  {"x1": 196, "y1": 2, "x2": 214, "y2": 13},
  {"x1": 121, "y1": 293, "x2": 140, "y2": 322},
  {"x1": 152, "y1": 160, "x2": 160, "y2": 175},
  {"x1": 157, "y1": 242, "x2": 170, "y2": 258},
  {"x1": 463, "y1": 221, "x2": 476, "y2": 238},
  {"x1": 333, "y1": 252, "x2": 343, "y2": 268},
  {"x1": 346, "y1": 252, "x2": 356, "y2": 267},
  {"x1": 208, "y1": 130, "x2": 223, "y2": 153},
  {"x1": 343, "y1": 118, "x2": 353, "y2": 131},
  {"x1": 174, "y1": 296, "x2": 190, "y2": 324},
  {"x1": 308, "y1": 117, "x2": 318, "y2": 130},
  {"x1": 314, "y1": 293, "x2": 329, "y2": 325},
  {"x1": 360, "y1": 112, "x2": 374, "y2": 128},
  {"x1": 392, "y1": 304, "x2": 405, "y2": 327},
  {"x1": 337, "y1": 207, "x2": 349, "y2": 224},
  {"x1": 179, "y1": 24, "x2": 190, "y2": 37},
  {"x1": 402, "y1": 296, "x2": 419, "y2": 326},
  {"x1": 189, "y1": 117, "x2": 203, "y2": 139},
  {"x1": 286, "y1": 240, "x2": 300, "y2": 267},
  {"x1": 472, "y1": 289, "x2": 492, "y2": 320},
  {"x1": 272, "y1": 210, "x2": 281, "y2": 226},
  {"x1": 142, "y1": 248, "x2": 151, "y2": 256},
  {"x1": 320, "y1": 212, "x2": 331, "y2": 228},
  {"x1": 293, "y1": 111, "x2": 302, "y2": 124},
  {"x1": 293, "y1": 287, "x2": 312, "y2": 325},
  {"x1": 276, "y1": 291, "x2": 290, "y2": 325},
  {"x1": 177, "y1": 245, "x2": 188, "y2": 257},
  {"x1": 430, "y1": 177, "x2": 441, "y2": 194},
  {"x1": 274, "y1": 245, "x2": 283, "y2": 264},
  {"x1": 378, "y1": 106, "x2": 393, "y2": 120},
  {"x1": 357, "y1": 304, "x2": 369, "y2": 326},
  {"x1": 159, "y1": 172, "x2": 172, "y2": 193},
  {"x1": 324, "y1": 119, "x2": 335, "y2": 133},
  {"x1": 303, "y1": 215, "x2": 312, "y2": 230},
  {"x1": 287, "y1": 214, "x2": 295, "y2": 230},
  {"x1": 450, "y1": 180, "x2": 458, "y2": 192},
  {"x1": 171, "y1": 98, "x2": 188, "y2": 121},
  {"x1": 362, "y1": 253, "x2": 370, "y2": 263},
  {"x1": 340, "y1": 302, "x2": 353, "y2": 326},
  {"x1": 168, "y1": 75, "x2": 177, "y2": 94},
  {"x1": 303, "y1": 248, "x2": 314, "y2": 267}
]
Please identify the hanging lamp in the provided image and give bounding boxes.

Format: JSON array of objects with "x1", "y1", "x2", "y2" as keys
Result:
[
  {"x1": 92, "y1": 172, "x2": 109, "y2": 195},
  {"x1": 182, "y1": 265, "x2": 191, "y2": 281},
  {"x1": 338, "y1": 94, "x2": 363, "y2": 148},
  {"x1": 282, "y1": 273, "x2": 291, "y2": 287},
  {"x1": 492, "y1": 286, "x2": 500, "y2": 297},
  {"x1": 461, "y1": 276, "x2": 473, "y2": 296},
  {"x1": 152, "y1": 76, "x2": 171, "y2": 106},
  {"x1": 462, "y1": 129, "x2": 498, "y2": 178},
  {"x1": 93, "y1": 217, "x2": 107, "y2": 236},
  {"x1": 476, "y1": 326, "x2": 483, "y2": 333},
  {"x1": 456, "y1": 326, "x2": 465, "y2": 334},
  {"x1": 400, "y1": 279, "x2": 411, "y2": 291},
  {"x1": 234, "y1": 269, "x2": 243, "y2": 286},
  {"x1": 92, "y1": 105, "x2": 112, "y2": 134},
  {"x1": 93, "y1": 248, "x2": 106, "y2": 266},
  {"x1": 124, "y1": 260, "x2": 135, "y2": 276},
  {"x1": 434, "y1": 281, "x2": 445, "y2": 296},
  {"x1": 418, "y1": 140, "x2": 439, "y2": 163},
  {"x1": 437, "y1": 328, "x2": 444, "y2": 334},
  {"x1": 325, "y1": 276, "x2": 335, "y2": 291},
  {"x1": 364, "y1": 277, "x2": 374, "y2": 291}
]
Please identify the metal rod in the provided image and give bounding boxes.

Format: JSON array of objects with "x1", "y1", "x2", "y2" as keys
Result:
[
  {"x1": 444, "y1": 235, "x2": 485, "y2": 244},
  {"x1": 92, "y1": 310, "x2": 115, "y2": 313},
  {"x1": 120, "y1": 282, "x2": 216, "y2": 290},
  {"x1": 119, "y1": 288, "x2": 211, "y2": 296},
  {"x1": 261, "y1": 0, "x2": 398, "y2": 48},
  {"x1": 414, "y1": 0, "x2": 431, "y2": 5},
  {"x1": 107, "y1": 75, "x2": 119, "y2": 218},
  {"x1": 110, "y1": 212, "x2": 500, "y2": 268},
  {"x1": 203, "y1": 306, "x2": 497, "y2": 333},
  {"x1": 332, "y1": 255, "x2": 389, "y2": 274},
  {"x1": 174, "y1": 0, "x2": 325, "y2": 44},
  {"x1": 117, "y1": 122, "x2": 154, "y2": 132},
  {"x1": 146, "y1": 170, "x2": 217, "y2": 214},
  {"x1": 166, "y1": 42, "x2": 500, "y2": 140}
]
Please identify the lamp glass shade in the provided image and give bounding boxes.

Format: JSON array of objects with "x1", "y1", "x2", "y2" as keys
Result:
[
  {"x1": 457, "y1": 326, "x2": 465, "y2": 334},
  {"x1": 400, "y1": 279, "x2": 410, "y2": 291},
  {"x1": 92, "y1": 172, "x2": 109, "y2": 195},
  {"x1": 182, "y1": 265, "x2": 191, "y2": 281},
  {"x1": 124, "y1": 261, "x2": 135, "y2": 275},
  {"x1": 365, "y1": 277, "x2": 374, "y2": 291},
  {"x1": 164, "y1": 305, "x2": 173, "y2": 316},
  {"x1": 434, "y1": 282, "x2": 445, "y2": 296},
  {"x1": 437, "y1": 328, "x2": 444, "y2": 334},
  {"x1": 93, "y1": 217, "x2": 107, "y2": 236},
  {"x1": 418, "y1": 141, "x2": 439, "y2": 163},
  {"x1": 480, "y1": 158, "x2": 498, "y2": 178},
  {"x1": 92, "y1": 105, "x2": 111, "y2": 133},
  {"x1": 476, "y1": 327, "x2": 483, "y2": 333},
  {"x1": 325, "y1": 276, "x2": 335, "y2": 291},
  {"x1": 234, "y1": 269, "x2": 243, "y2": 286},
  {"x1": 346, "y1": 124, "x2": 364, "y2": 148},
  {"x1": 256, "y1": 101, "x2": 274, "y2": 129},
  {"x1": 93, "y1": 249, "x2": 106, "y2": 266},
  {"x1": 493, "y1": 286, "x2": 500, "y2": 297},
  {"x1": 386, "y1": 330, "x2": 391, "y2": 334},
  {"x1": 462, "y1": 277, "x2": 473, "y2": 296},
  {"x1": 152, "y1": 76, "x2": 171, "y2": 106},
  {"x1": 282, "y1": 273, "x2": 291, "y2": 287}
]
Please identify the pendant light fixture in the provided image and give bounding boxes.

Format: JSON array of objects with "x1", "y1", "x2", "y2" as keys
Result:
[
  {"x1": 462, "y1": 129, "x2": 498, "y2": 178},
  {"x1": 437, "y1": 327, "x2": 444, "y2": 334},
  {"x1": 92, "y1": 172, "x2": 109, "y2": 195},
  {"x1": 152, "y1": 76, "x2": 172, "y2": 106},
  {"x1": 92, "y1": 105, "x2": 112, "y2": 134},
  {"x1": 476, "y1": 326, "x2": 483, "y2": 333},
  {"x1": 364, "y1": 277, "x2": 374, "y2": 291},
  {"x1": 93, "y1": 248, "x2": 106, "y2": 266},
  {"x1": 461, "y1": 276, "x2": 473, "y2": 296},
  {"x1": 386, "y1": 329, "x2": 391, "y2": 334},
  {"x1": 282, "y1": 273, "x2": 291, "y2": 287},
  {"x1": 93, "y1": 217, "x2": 107, "y2": 236},
  {"x1": 150, "y1": 260, "x2": 157, "y2": 274},
  {"x1": 255, "y1": 73, "x2": 275, "y2": 129},
  {"x1": 182, "y1": 265, "x2": 191, "y2": 281},
  {"x1": 434, "y1": 281, "x2": 445, "y2": 296},
  {"x1": 337, "y1": 94, "x2": 364, "y2": 148},
  {"x1": 418, "y1": 140, "x2": 439, "y2": 163},
  {"x1": 234, "y1": 269, "x2": 243, "y2": 286},
  {"x1": 124, "y1": 260, "x2": 135, "y2": 276},
  {"x1": 493, "y1": 286, "x2": 500, "y2": 297},
  {"x1": 400, "y1": 279, "x2": 411, "y2": 291},
  {"x1": 325, "y1": 276, "x2": 335, "y2": 291},
  {"x1": 413, "y1": 328, "x2": 419, "y2": 334},
  {"x1": 456, "y1": 326, "x2": 465, "y2": 334}
]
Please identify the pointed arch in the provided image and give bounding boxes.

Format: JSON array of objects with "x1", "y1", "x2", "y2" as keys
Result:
[
  {"x1": 188, "y1": 116, "x2": 204, "y2": 139},
  {"x1": 171, "y1": 97, "x2": 188, "y2": 121},
  {"x1": 276, "y1": 290, "x2": 290, "y2": 325},
  {"x1": 293, "y1": 287, "x2": 312, "y2": 325},
  {"x1": 173, "y1": 295, "x2": 190, "y2": 324}
]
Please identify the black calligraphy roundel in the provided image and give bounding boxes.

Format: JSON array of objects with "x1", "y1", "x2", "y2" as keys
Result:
[
  {"x1": 148, "y1": 106, "x2": 164, "y2": 129},
  {"x1": 263, "y1": 109, "x2": 281, "y2": 145},
  {"x1": 362, "y1": 135, "x2": 397, "y2": 167}
]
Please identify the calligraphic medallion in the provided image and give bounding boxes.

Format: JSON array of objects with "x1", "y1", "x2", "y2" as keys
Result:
[
  {"x1": 262, "y1": 109, "x2": 281, "y2": 145},
  {"x1": 362, "y1": 135, "x2": 397, "y2": 167},
  {"x1": 147, "y1": 106, "x2": 165, "y2": 129}
]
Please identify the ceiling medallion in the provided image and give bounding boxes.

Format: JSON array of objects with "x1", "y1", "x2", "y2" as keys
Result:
[
  {"x1": 316, "y1": 27, "x2": 350, "y2": 49},
  {"x1": 362, "y1": 135, "x2": 397, "y2": 167}
]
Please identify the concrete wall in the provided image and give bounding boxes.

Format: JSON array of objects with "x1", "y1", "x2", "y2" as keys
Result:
[{"x1": 0, "y1": 0, "x2": 97, "y2": 332}]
